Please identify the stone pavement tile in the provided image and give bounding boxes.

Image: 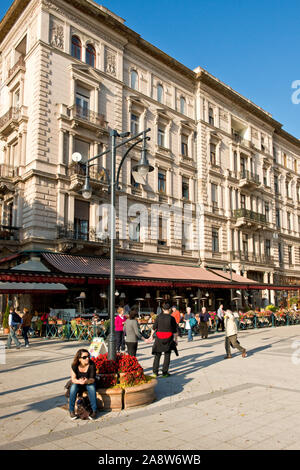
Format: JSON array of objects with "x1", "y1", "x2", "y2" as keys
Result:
[
  {"x1": 149, "y1": 436, "x2": 189, "y2": 450},
  {"x1": 228, "y1": 436, "x2": 260, "y2": 450},
  {"x1": 50, "y1": 436, "x2": 99, "y2": 450},
  {"x1": 30, "y1": 441, "x2": 65, "y2": 450}
]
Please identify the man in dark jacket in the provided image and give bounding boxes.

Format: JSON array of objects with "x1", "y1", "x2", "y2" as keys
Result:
[{"x1": 149, "y1": 303, "x2": 178, "y2": 378}]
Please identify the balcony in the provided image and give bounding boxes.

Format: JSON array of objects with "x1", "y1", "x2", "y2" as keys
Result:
[
  {"x1": 68, "y1": 105, "x2": 108, "y2": 133},
  {"x1": 67, "y1": 162, "x2": 109, "y2": 192},
  {"x1": 231, "y1": 131, "x2": 253, "y2": 149},
  {"x1": 7, "y1": 56, "x2": 26, "y2": 81},
  {"x1": 238, "y1": 170, "x2": 260, "y2": 188},
  {"x1": 233, "y1": 208, "x2": 266, "y2": 228},
  {"x1": 57, "y1": 224, "x2": 109, "y2": 244},
  {"x1": 0, "y1": 225, "x2": 20, "y2": 241},
  {"x1": 232, "y1": 251, "x2": 274, "y2": 265},
  {"x1": 0, "y1": 107, "x2": 20, "y2": 137}
]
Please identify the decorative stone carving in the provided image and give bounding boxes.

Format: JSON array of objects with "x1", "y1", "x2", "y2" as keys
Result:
[
  {"x1": 50, "y1": 17, "x2": 64, "y2": 50},
  {"x1": 105, "y1": 47, "x2": 116, "y2": 76}
]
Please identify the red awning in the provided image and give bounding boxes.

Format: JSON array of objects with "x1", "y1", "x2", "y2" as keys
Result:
[{"x1": 42, "y1": 253, "x2": 258, "y2": 287}]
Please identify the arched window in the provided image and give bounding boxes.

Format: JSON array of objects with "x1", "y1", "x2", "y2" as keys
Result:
[
  {"x1": 130, "y1": 70, "x2": 138, "y2": 90},
  {"x1": 180, "y1": 96, "x2": 186, "y2": 114},
  {"x1": 71, "y1": 36, "x2": 82, "y2": 60},
  {"x1": 86, "y1": 44, "x2": 96, "y2": 67},
  {"x1": 157, "y1": 84, "x2": 163, "y2": 103}
]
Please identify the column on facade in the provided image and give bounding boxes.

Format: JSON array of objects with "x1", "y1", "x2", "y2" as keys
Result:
[
  {"x1": 217, "y1": 184, "x2": 222, "y2": 213},
  {"x1": 204, "y1": 98, "x2": 209, "y2": 122},
  {"x1": 68, "y1": 132, "x2": 75, "y2": 165},
  {"x1": 21, "y1": 130, "x2": 27, "y2": 167},
  {"x1": 68, "y1": 195, "x2": 75, "y2": 226},
  {"x1": 58, "y1": 128, "x2": 65, "y2": 166},
  {"x1": 216, "y1": 141, "x2": 221, "y2": 166},
  {"x1": 57, "y1": 190, "x2": 65, "y2": 226}
]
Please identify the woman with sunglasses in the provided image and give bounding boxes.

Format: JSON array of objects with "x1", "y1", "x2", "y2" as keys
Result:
[{"x1": 69, "y1": 349, "x2": 97, "y2": 420}]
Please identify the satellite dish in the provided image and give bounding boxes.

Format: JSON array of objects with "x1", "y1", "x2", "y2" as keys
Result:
[{"x1": 72, "y1": 152, "x2": 82, "y2": 162}]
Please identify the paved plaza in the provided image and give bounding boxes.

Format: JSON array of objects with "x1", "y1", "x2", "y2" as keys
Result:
[{"x1": 1, "y1": 325, "x2": 300, "y2": 451}]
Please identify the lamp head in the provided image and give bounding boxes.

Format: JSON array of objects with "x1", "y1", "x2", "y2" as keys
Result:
[
  {"x1": 82, "y1": 178, "x2": 92, "y2": 199},
  {"x1": 72, "y1": 152, "x2": 82, "y2": 162}
]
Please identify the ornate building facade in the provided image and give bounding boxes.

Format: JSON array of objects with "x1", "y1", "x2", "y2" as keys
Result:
[{"x1": 0, "y1": 0, "x2": 299, "y2": 308}]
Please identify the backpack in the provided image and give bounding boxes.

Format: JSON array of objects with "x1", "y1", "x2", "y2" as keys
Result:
[{"x1": 189, "y1": 317, "x2": 197, "y2": 328}]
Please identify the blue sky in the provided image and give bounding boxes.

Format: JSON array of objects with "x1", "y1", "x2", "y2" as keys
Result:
[{"x1": 1, "y1": 0, "x2": 300, "y2": 138}]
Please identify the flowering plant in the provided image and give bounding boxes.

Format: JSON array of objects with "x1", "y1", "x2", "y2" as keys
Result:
[{"x1": 118, "y1": 353, "x2": 146, "y2": 386}]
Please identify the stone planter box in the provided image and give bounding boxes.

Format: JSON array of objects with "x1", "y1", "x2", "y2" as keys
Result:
[
  {"x1": 84, "y1": 377, "x2": 157, "y2": 412},
  {"x1": 96, "y1": 387, "x2": 123, "y2": 411},
  {"x1": 124, "y1": 378, "x2": 157, "y2": 409}
]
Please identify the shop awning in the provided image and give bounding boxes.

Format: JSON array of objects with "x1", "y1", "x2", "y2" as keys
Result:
[
  {"x1": 0, "y1": 282, "x2": 68, "y2": 294},
  {"x1": 41, "y1": 253, "x2": 259, "y2": 288}
]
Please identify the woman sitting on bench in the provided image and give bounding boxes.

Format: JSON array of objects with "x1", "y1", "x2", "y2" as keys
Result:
[{"x1": 69, "y1": 349, "x2": 97, "y2": 420}]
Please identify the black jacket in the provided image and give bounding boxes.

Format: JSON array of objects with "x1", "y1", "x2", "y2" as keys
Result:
[{"x1": 152, "y1": 313, "x2": 179, "y2": 355}]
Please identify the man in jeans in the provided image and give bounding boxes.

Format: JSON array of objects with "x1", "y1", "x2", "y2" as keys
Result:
[
  {"x1": 6, "y1": 308, "x2": 22, "y2": 349},
  {"x1": 224, "y1": 309, "x2": 247, "y2": 359}
]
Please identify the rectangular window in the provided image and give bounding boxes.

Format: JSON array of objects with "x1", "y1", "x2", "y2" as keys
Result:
[
  {"x1": 265, "y1": 202, "x2": 269, "y2": 222},
  {"x1": 181, "y1": 134, "x2": 188, "y2": 156},
  {"x1": 212, "y1": 228, "x2": 219, "y2": 253},
  {"x1": 211, "y1": 183, "x2": 218, "y2": 212},
  {"x1": 287, "y1": 212, "x2": 291, "y2": 231},
  {"x1": 210, "y1": 143, "x2": 216, "y2": 165},
  {"x1": 158, "y1": 127, "x2": 165, "y2": 147},
  {"x1": 74, "y1": 199, "x2": 90, "y2": 241},
  {"x1": 129, "y1": 220, "x2": 140, "y2": 242},
  {"x1": 265, "y1": 239, "x2": 271, "y2": 258},
  {"x1": 288, "y1": 245, "x2": 293, "y2": 265},
  {"x1": 274, "y1": 175, "x2": 279, "y2": 194},
  {"x1": 158, "y1": 170, "x2": 166, "y2": 194},
  {"x1": 276, "y1": 209, "x2": 280, "y2": 228},
  {"x1": 286, "y1": 181, "x2": 290, "y2": 198},
  {"x1": 158, "y1": 217, "x2": 167, "y2": 245},
  {"x1": 74, "y1": 138, "x2": 90, "y2": 162},
  {"x1": 75, "y1": 87, "x2": 90, "y2": 119},
  {"x1": 209, "y1": 108, "x2": 214, "y2": 126},
  {"x1": 242, "y1": 233, "x2": 248, "y2": 258},
  {"x1": 240, "y1": 194, "x2": 246, "y2": 209},
  {"x1": 278, "y1": 242, "x2": 282, "y2": 264},
  {"x1": 130, "y1": 113, "x2": 139, "y2": 135},
  {"x1": 182, "y1": 178, "x2": 189, "y2": 200}
]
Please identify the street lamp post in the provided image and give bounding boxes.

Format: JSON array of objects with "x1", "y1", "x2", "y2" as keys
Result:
[{"x1": 72, "y1": 128, "x2": 153, "y2": 360}]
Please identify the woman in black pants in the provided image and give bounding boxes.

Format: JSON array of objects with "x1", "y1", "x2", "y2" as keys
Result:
[{"x1": 123, "y1": 309, "x2": 147, "y2": 356}]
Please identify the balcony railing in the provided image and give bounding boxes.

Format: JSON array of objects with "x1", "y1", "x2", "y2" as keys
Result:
[
  {"x1": 0, "y1": 225, "x2": 19, "y2": 241},
  {"x1": 233, "y1": 208, "x2": 266, "y2": 224},
  {"x1": 0, "y1": 107, "x2": 20, "y2": 130},
  {"x1": 232, "y1": 251, "x2": 274, "y2": 264},
  {"x1": 239, "y1": 170, "x2": 260, "y2": 185},
  {"x1": 57, "y1": 224, "x2": 109, "y2": 243},
  {"x1": 0, "y1": 164, "x2": 19, "y2": 178},
  {"x1": 67, "y1": 162, "x2": 109, "y2": 182},
  {"x1": 8, "y1": 56, "x2": 25, "y2": 79},
  {"x1": 231, "y1": 131, "x2": 252, "y2": 148},
  {"x1": 69, "y1": 105, "x2": 107, "y2": 129}
]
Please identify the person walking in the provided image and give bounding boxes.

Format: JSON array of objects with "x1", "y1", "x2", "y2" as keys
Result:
[
  {"x1": 171, "y1": 305, "x2": 182, "y2": 337},
  {"x1": 40, "y1": 311, "x2": 49, "y2": 337},
  {"x1": 224, "y1": 309, "x2": 247, "y2": 359},
  {"x1": 6, "y1": 307, "x2": 22, "y2": 349},
  {"x1": 184, "y1": 306, "x2": 195, "y2": 342},
  {"x1": 199, "y1": 307, "x2": 211, "y2": 339},
  {"x1": 21, "y1": 308, "x2": 33, "y2": 348},
  {"x1": 123, "y1": 308, "x2": 147, "y2": 356},
  {"x1": 149, "y1": 303, "x2": 178, "y2": 378},
  {"x1": 69, "y1": 349, "x2": 97, "y2": 420},
  {"x1": 115, "y1": 306, "x2": 126, "y2": 352},
  {"x1": 217, "y1": 304, "x2": 225, "y2": 332}
]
